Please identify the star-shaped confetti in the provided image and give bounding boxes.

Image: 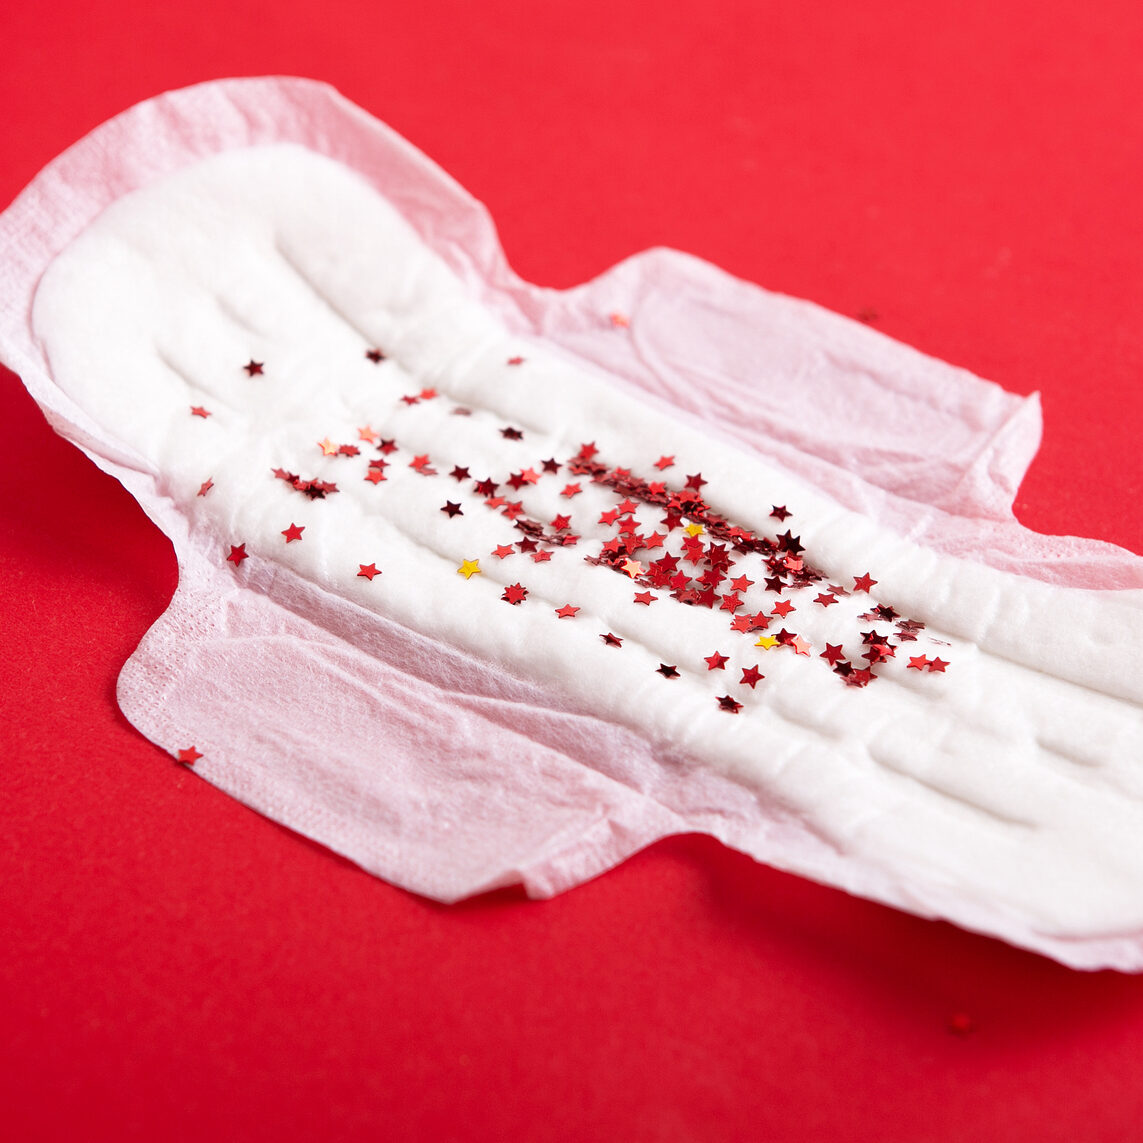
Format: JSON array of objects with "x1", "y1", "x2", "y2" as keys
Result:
[
  {"x1": 365, "y1": 348, "x2": 386, "y2": 363},
  {"x1": 601, "y1": 633, "x2": 623, "y2": 647},
  {"x1": 190, "y1": 405, "x2": 211, "y2": 418},
  {"x1": 704, "y1": 652, "x2": 729, "y2": 671},
  {"x1": 502, "y1": 583, "x2": 528, "y2": 605},
  {"x1": 657, "y1": 664, "x2": 680, "y2": 679},
  {"x1": 555, "y1": 604, "x2": 580, "y2": 619},
  {"x1": 928, "y1": 657, "x2": 949, "y2": 673},
  {"x1": 493, "y1": 544, "x2": 515, "y2": 559},
  {"x1": 717, "y1": 695, "x2": 743, "y2": 713},
  {"x1": 740, "y1": 666, "x2": 764, "y2": 689},
  {"x1": 450, "y1": 465, "x2": 471, "y2": 482},
  {"x1": 500, "y1": 426, "x2": 524, "y2": 440},
  {"x1": 853, "y1": 572, "x2": 878, "y2": 593},
  {"x1": 441, "y1": 501, "x2": 463, "y2": 517},
  {"x1": 281, "y1": 523, "x2": 304, "y2": 543},
  {"x1": 357, "y1": 563, "x2": 381, "y2": 581},
  {"x1": 457, "y1": 559, "x2": 481, "y2": 580},
  {"x1": 755, "y1": 635, "x2": 779, "y2": 650},
  {"x1": 243, "y1": 359, "x2": 264, "y2": 376},
  {"x1": 907, "y1": 655, "x2": 930, "y2": 670},
  {"x1": 197, "y1": 479, "x2": 213, "y2": 497},
  {"x1": 771, "y1": 505, "x2": 791, "y2": 522},
  {"x1": 633, "y1": 591, "x2": 656, "y2": 606},
  {"x1": 176, "y1": 747, "x2": 202, "y2": 766},
  {"x1": 226, "y1": 543, "x2": 248, "y2": 566},
  {"x1": 507, "y1": 356, "x2": 525, "y2": 366}
]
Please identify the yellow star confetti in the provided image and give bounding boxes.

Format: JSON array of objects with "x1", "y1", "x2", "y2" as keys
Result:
[
  {"x1": 457, "y1": 558, "x2": 482, "y2": 580},
  {"x1": 755, "y1": 635, "x2": 779, "y2": 650},
  {"x1": 683, "y1": 523, "x2": 705, "y2": 537}
]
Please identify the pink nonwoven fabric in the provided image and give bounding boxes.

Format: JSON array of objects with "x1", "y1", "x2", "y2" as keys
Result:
[{"x1": 5, "y1": 77, "x2": 1143, "y2": 969}]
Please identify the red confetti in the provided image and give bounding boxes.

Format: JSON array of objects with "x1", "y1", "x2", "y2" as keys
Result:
[
  {"x1": 633, "y1": 591, "x2": 656, "y2": 606},
  {"x1": 243, "y1": 359, "x2": 264, "y2": 376},
  {"x1": 441, "y1": 501, "x2": 463, "y2": 517},
  {"x1": 771, "y1": 505, "x2": 791, "y2": 522},
  {"x1": 365, "y1": 348, "x2": 386, "y2": 363},
  {"x1": 450, "y1": 466, "x2": 471, "y2": 482},
  {"x1": 176, "y1": 747, "x2": 202, "y2": 766},
  {"x1": 704, "y1": 652, "x2": 729, "y2": 671},
  {"x1": 502, "y1": 583, "x2": 528, "y2": 605},
  {"x1": 197, "y1": 479, "x2": 213, "y2": 497},
  {"x1": 226, "y1": 543, "x2": 248, "y2": 566},
  {"x1": 601, "y1": 632, "x2": 623, "y2": 647},
  {"x1": 190, "y1": 405, "x2": 211, "y2": 418},
  {"x1": 717, "y1": 695, "x2": 743, "y2": 713},
  {"x1": 492, "y1": 545, "x2": 515, "y2": 559},
  {"x1": 853, "y1": 572, "x2": 878, "y2": 593},
  {"x1": 357, "y1": 563, "x2": 381, "y2": 581},
  {"x1": 657, "y1": 664, "x2": 680, "y2": 679},
  {"x1": 739, "y1": 666, "x2": 764, "y2": 689},
  {"x1": 506, "y1": 356, "x2": 525, "y2": 366},
  {"x1": 555, "y1": 604, "x2": 580, "y2": 619},
  {"x1": 281, "y1": 523, "x2": 304, "y2": 543},
  {"x1": 928, "y1": 657, "x2": 949, "y2": 673},
  {"x1": 500, "y1": 426, "x2": 524, "y2": 440}
]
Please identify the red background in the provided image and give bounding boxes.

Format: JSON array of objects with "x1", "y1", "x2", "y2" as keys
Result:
[{"x1": 4, "y1": 2, "x2": 1143, "y2": 1139}]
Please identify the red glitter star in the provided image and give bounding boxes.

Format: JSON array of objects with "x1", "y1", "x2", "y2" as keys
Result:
[
  {"x1": 601, "y1": 633, "x2": 623, "y2": 647},
  {"x1": 410, "y1": 454, "x2": 433, "y2": 473},
  {"x1": 358, "y1": 563, "x2": 381, "y2": 581},
  {"x1": 420, "y1": 388, "x2": 437, "y2": 400},
  {"x1": 190, "y1": 405, "x2": 211, "y2": 418},
  {"x1": 226, "y1": 543, "x2": 248, "y2": 566},
  {"x1": 578, "y1": 442, "x2": 599, "y2": 460},
  {"x1": 907, "y1": 655, "x2": 930, "y2": 670},
  {"x1": 474, "y1": 478, "x2": 498, "y2": 497},
  {"x1": 730, "y1": 575, "x2": 755, "y2": 592},
  {"x1": 378, "y1": 439, "x2": 398, "y2": 454},
  {"x1": 657, "y1": 664, "x2": 680, "y2": 679},
  {"x1": 654, "y1": 456, "x2": 675, "y2": 470},
  {"x1": 685, "y1": 473, "x2": 707, "y2": 491},
  {"x1": 542, "y1": 458, "x2": 561, "y2": 473},
  {"x1": 770, "y1": 506, "x2": 791, "y2": 522},
  {"x1": 853, "y1": 572, "x2": 878, "y2": 593},
  {"x1": 730, "y1": 615, "x2": 754, "y2": 633},
  {"x1": 633, "y1": 591, "x2": 656, "y2": 606},
  {"x1": 493, "y1": 545, "x2": 515, "y2": 559},
  {"x1": 740, "y1": 666, "x2": 764, "y2": 689},
  {"x1": 450, "y1": 465, "x2": 471, "y2": 482},
  {"x1": 400, "y1": 395, "x2": 421, "y2": 406},
  {"x1": 717, "y1": 695, "x2": 743, "y2": 713},
  {"x1": 704, "y1": 652, "x2": 729, "y2": 671},
  {"x1": 365, "y1": 348, "x2": 386, "y2": 363},
  {"x1": 197, "y1": 479, "x2": 213, "y2": 497},
  {"x1": 177, "y1": 746, "x2": 202, "y2": 766},
  {"x1": 814, "y1": 593, "x2": 837, "y2": 608},
  {"x1": 441, "y1": 501, "x2": 463, "y2": 517},
  {"x1": 364, "y1": 469, "x2": 386, "y2": 484},
  {"x1": 771, "y1": 600, "x2": 795, "y2": 618},
  {"x1": 531, "y1": 550, "x2": 552, "y2": 563},
  {"x1": 562, "y1": 483, "x2": 583, "y2": 498},
  {"x1": 820, "y1": 644, "x2": 845, "y2": 665},
  {"x1": 502, "y1": 583, "x2": 528, "y2": 605},
  {"x1": 507, "y1": 356, "x2": 525, "y2": 366},
  {"x1": 243, "y1": 360, "x2": 264, "y2": 376},
  {"x1": 500, "y1": 426, "x2": 524, "y2": 440},
  {"x1": 551, "y1": 514, "x2": 571, "y2": 531},
  {"x1": 928, "y1": 657, "x2": 949, "y2": 673},
  {"x1": 555, "y1": 604, "x2": 580, "y2": 619},
  {"x1": 281, "y1": 523, "x2": 304, "y2": 543}
]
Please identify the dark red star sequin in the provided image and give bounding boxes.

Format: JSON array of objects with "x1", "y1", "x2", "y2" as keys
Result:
[
  {"x1": 601, "y1": 633, "x2": 623, "y2": 647},
  {"x1": 657, "y1": 663, "x2": 680, "y2": 678},
  {"x1": 243, "y1": 360, "x2": 264, "y2": 376},
  {"x1": 441, "y1": 501, "x2": 463, "y2": 517},
  {"x1": 226, "y1": 543, "x2": 248, "y2": 566},
  {"x1": 739, "y1": 666, "x2": 764, "y2": 689},
  {"x1": 633, "y1": 591, "x2": 656, "y2": 606},
  {"x1": 500, "y1": 426, "x2": 524, "y2": 440},
  {"x1": 365, "y1": 348, "x2": 386, "y2": 363},
  {"x1": 770, "y1": 505, "x2": 791, "y2": 522},
  {"x1": 197, "y1": 479, "x2": 213, "y2": 497},
  {"x1": 853, "y1": 572, "x2": 878, "y2": 593},
  {"x1": 717, "y1": 695, "x2": 743, "y2": 713},
  {"x1": 450, "y1": 466, "x2": 471, "y2": 482},
  {"x1": 502, "y1": 583, "x2": 528, "y2": 605}
]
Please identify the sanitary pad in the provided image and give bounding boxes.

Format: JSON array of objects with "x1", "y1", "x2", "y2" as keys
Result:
[{"x1": 5, "y1": 77, "x2": 1143, "y2": 970}]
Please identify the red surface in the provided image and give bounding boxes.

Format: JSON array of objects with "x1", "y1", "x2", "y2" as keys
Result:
[{"x1": 4, "y1": 3, "x2": 1143, "y2": 1139}]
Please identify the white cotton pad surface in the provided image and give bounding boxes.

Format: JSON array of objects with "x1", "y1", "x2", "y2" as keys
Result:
[{"x1": 5, "y1": 77, "x2": 1143, "y2": 971}]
